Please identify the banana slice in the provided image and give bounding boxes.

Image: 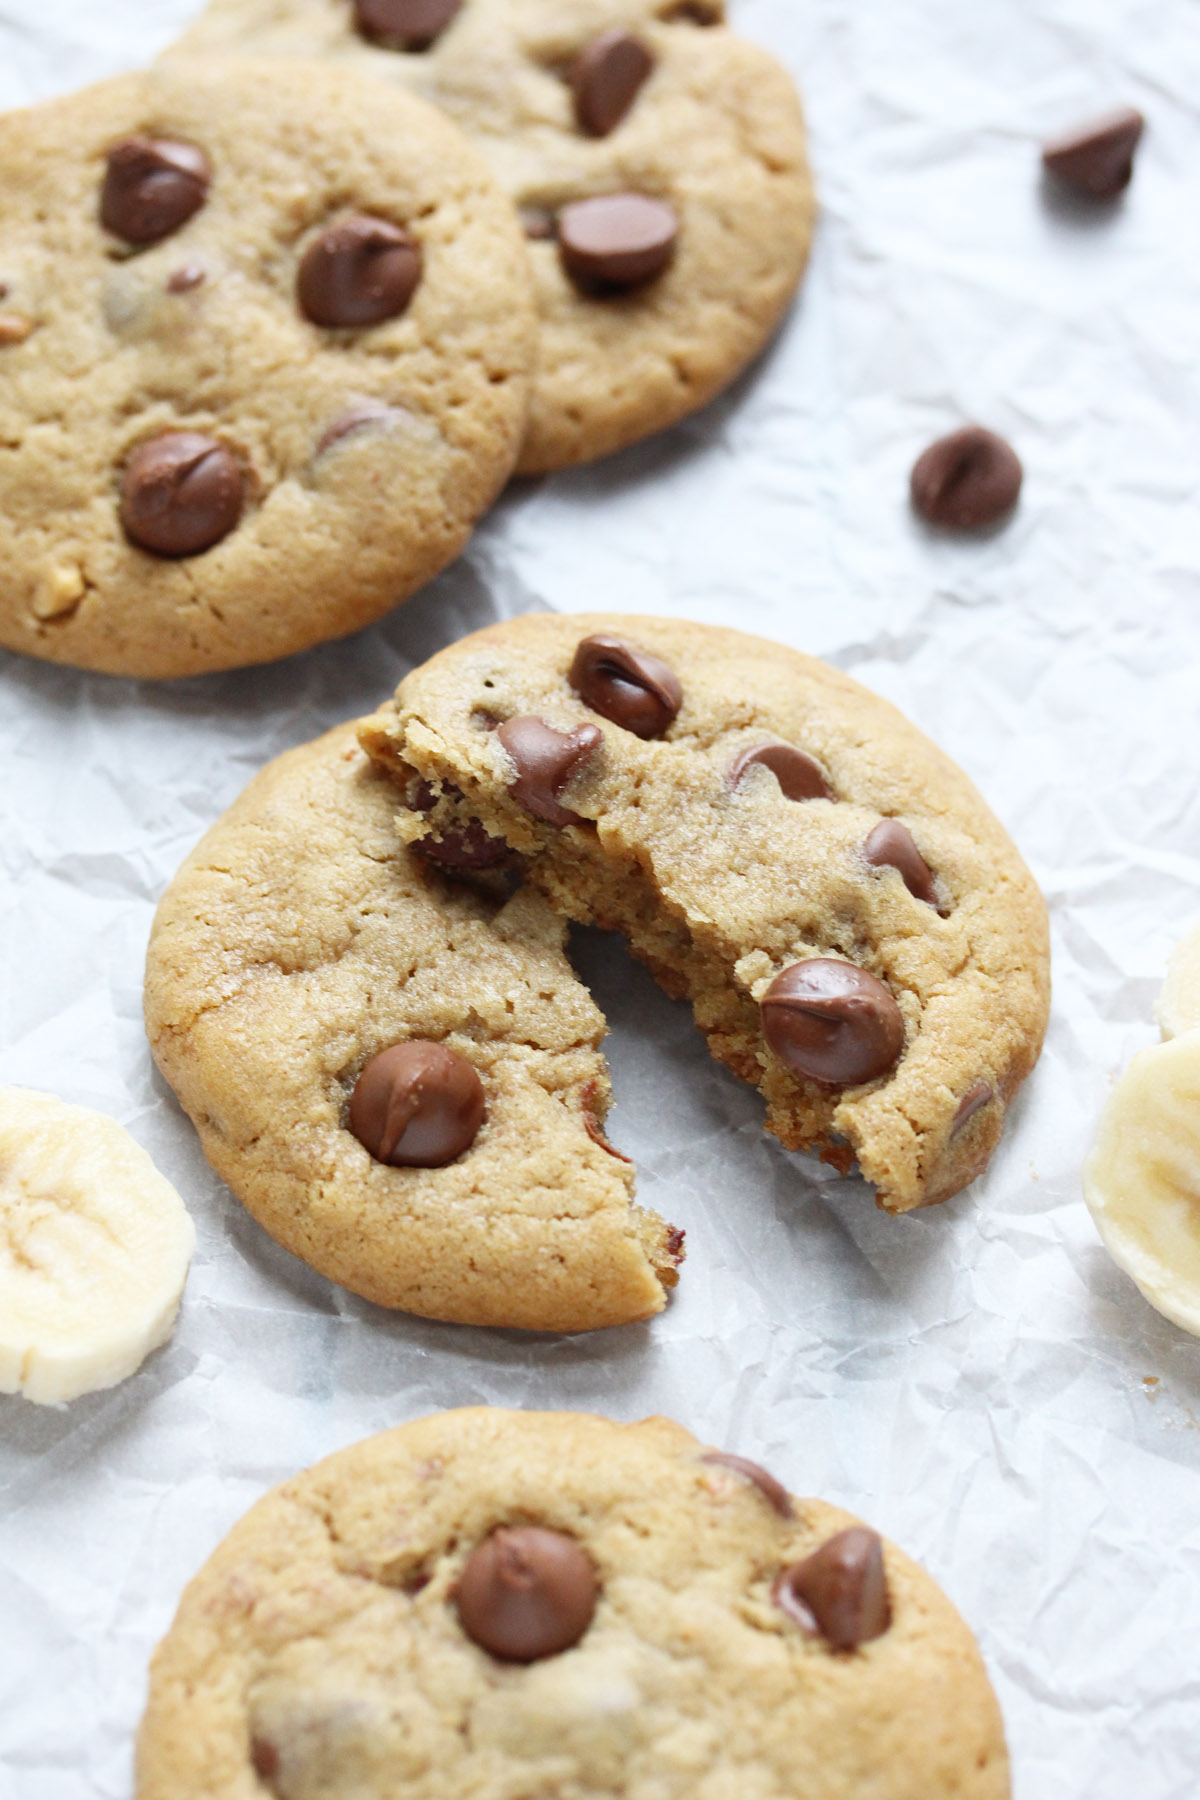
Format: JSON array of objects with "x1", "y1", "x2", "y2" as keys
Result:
[
  {"x1": 1157, "y1": 918, "x2": 1200, "y2": 1040},
  {"x1": 0, "y1": 1088, "x2": 195, "y2": 1405},
  {"x1": 1083, "y1": 1031, "x2": 1200, "y2": 1337}
]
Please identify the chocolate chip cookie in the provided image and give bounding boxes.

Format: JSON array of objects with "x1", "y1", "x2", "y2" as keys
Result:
[
  {"x1": 144, "y1": 723, "x2": 682, "y2": 1330},
  {"x1": 167, "y1": 1, "x2": 815, "y2": 473},
  {"x1": 136, "y1": 1408, "x2": 1010, "y2": 1800},
  {"x1": 360, "y1": 614, "x2": 1051, "y2": 1212},
  {"x1": 0, "y1": 61, "x2": 535, "y2": 677}
]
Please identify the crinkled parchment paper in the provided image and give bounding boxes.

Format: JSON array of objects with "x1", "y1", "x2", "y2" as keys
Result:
[{"x1": 3, "y1": 1, "x2": 1200, "y2": 1794}]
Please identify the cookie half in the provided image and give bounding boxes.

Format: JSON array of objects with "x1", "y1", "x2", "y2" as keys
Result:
[
  {"x1": 167, "y1": 0, "x2": 815, "y2": 473},
  {"x1": 0, "y1": 61, "x2": 536, "y2": 677},
  {"x1": 136, "y1": 1408, "x2": 1009, "y2": 1800},
  {"x1": 361, "y1": 614, "x2": 1051, "y2": 1212},
  {"x1": 144, "y1": 723, "x2": 682, "y2": 1330}
]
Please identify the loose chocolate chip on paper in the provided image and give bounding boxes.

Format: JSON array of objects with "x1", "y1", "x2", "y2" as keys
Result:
[
  {"x1": 497, "y1": 716, "x2": 602, "y2": 826},
  {"x1": 559, "y1": 193, "x2": 678, "y2": 290},
  {"x1": 349, "y1": 1042, "x2": 486, "y2": 1167},
  {"x1": 702, "y1": 1453, "x2": 795, "y2": 1520},
  {"x1": 910, "y1": 425, "x2": 1022, "y2": 531},
  {"x1": 952, "y1": 1080, "x2": 993, "y2": 1137},
  {"x1": 298, "y1": 216, "x2": 422, "y2": 329},
  {"x1": 730, "y1": 743, "x2": 833, "y2": 803},
  {"x1": 761, "y1": 960, "x2": 904, "y2": 1088},
  {"x1": 775, "y1": 1528, "x2": 891, "y2": 1651},
  {"x1": 570, "y1": 634, "x2": 682, "y2": 739},
  {"x1": 101, "y1": 136, "x2": 211, "y2": 246},
  {"x1": 120, "y1": 432, "x2": 244, "y2": 558},
  {"x1": 572, "y1": 30, "x2": 655, "y2": 137},
  {"x1": 863, "y1": 820, "x2": 938, "y2": 907},
  {"x1": 353, "y1": 0, "x2": 462, "y2": 49},
  {"x1": 1042, "y1": 107, "x2": 1145, "y2": 200},
  {"x1": 455, "y1": 1527, "x2": 598, "y2": 1663}
]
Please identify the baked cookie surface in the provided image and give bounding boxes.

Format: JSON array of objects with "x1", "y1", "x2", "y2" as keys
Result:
[
  {"x1": 361, "y1": 613, "x2": 1051, "y2": 1212},
  {"x1": 168, "y1": 0, "x2": 815, "y2": 473},
  {"x1": 0, "y1": 61, "x2": 535, "y2": 677},
  {"x1": 144, "y1": 723, "x2": 681, "y2": 1330},
  {"x1": 136, "y1": 1408, "x2": 1010, "y2": 1800}
]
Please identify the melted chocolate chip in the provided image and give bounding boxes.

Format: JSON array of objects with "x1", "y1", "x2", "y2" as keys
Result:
[
  {"x1": 409, "y1": 782, "x2": 510, "y2": 872},
  {"x1": 952, "y1": 1080, "x2": 993, "y2": 1137},
  {"x1": 1043, "y1": 107, "x2": 1145, "y2": 200},
  {"x1": 250, "y1": 1737, "x2": 280, "y2": 1783},
  {"x1": 775, "y1": 1528, "x2": 891, "y2": 1651},
  {"x1": 349, "y1": 1042, "x2": 486, "y2": 1167},
  {"x1": 298, "y1": 216, "x2": 421, "y2": 329},
  {"x1": 316, "y1": 400, "x2": 406, "y2": 457},
  {"x1": 730, "y1": 743, "x2": 833, "y2": 803},
  {"x1": 569, "y1": 634, "x2": 682, "y2": 739},
  {"x1": 910, "y1": 426, "x2": 1022, "y2": 531},
  {"x1": 559, "y1": 193, "x2": 678, "y2": 290},
  {"x1": 353, "y1": 0, "x2": 462, "y2": 49},
  {"x1": 497, "y1": 717, "x2": 602, "y2": 826},
  {"x1": 863, "y1": 820, "x2": 938, "y2": 907},
  {"x1": 761, "y1": 960, "x2": 905, "y2": 1088},
  {"x1": 119, "y1": 432, "x2": 244, "y2": 558},
  {"x1": 664, "y1": 1224, "x2": 686, "y2": 1262},
  {"x1": 581, "y1": 1079, "x2": 633, "y2": 1164},
  {"x1": 101, "y1": 137, "x2": 211, "y2": 246},
  {"x1": 519, "y1": 205, "x2": 558, "y2": 241},
  {"x1": 455, "y1": 1527, "x2": 598, "y2": 1662},
  {"x1": 702, "y1": 1453, "x2": 794, "y2": 1519},
  {"x1": 166, "y1": 262, "x2": 206, "y2": 294},
  {"x1": 572, "y1": 30, "x2": 655, "y2": 137}
]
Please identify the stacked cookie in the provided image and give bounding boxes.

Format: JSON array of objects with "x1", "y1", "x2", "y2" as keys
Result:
[{"x1": 0, "y1": 2, "x2": 814, "y2": 676}]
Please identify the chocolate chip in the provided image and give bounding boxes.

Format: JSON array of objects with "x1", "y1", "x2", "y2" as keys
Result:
[
  {"x1": 664, "y1": 1224, "x2": 686, "y2": 1261},
  {"x1": 1043, "y1": 107, "x2": 1145, "y2": 200},
  {"x1": 166, "y1": 262, "x2": 206, "y2": 294},
  {"x1": 952, "y1": 1080, "x2": 993, "y2": 1137},
  {"x1": 761, "y1": 960, "x2": 905, "y2": 1088},
  {"x1": 569, "y1": 634, "x2": 682, "y2": 739},
  {"x1": 119, "y1": 432, "x2": 244, "y2": 558},
  {"x1": 250, "y1": 1737, "x2": 280, "y2": 1783},
  {"x1": 455, "y1": 1527, "x2": 598, "y2": 1662},
  {"x1": 519, "y1": 205, "x2": 558, "y2": 241},
  {"x1": 409, "y1": 783, "x2": 510, "y2": 872},
  {"x1": 0, "y1": 314, "x2": 34, "y2": 346},
  {"x1": 349, "y1": 1042, "x2": 486, "y2": 1167},
  {"x1": 702, "y1": 1453, "x2": 794, "y2": 1520},
  {"x1": 353, "y1": 0, "x2": 462, "y2": 48},
  {"x1": 572, "y1": 30, "x2": 655, "y2": 137},
  {"x1": 581, "y1": 1079, "x2": 633, "y2": 1164},
  {"x1": 910, "y1": 426, "x2": 1022, "y2": 531},
  {"x1": 559, "y1": 194, "x2": 678, "y2": 290},
  {"x1": 298, "y1": 217, "x2": 421, "y2": 329},
  {"x1": 730, "y1": 743, "x2": 832, "y2": 803},
  {"x1": 863, "y1": 820, "x2": 938, "y2": 907},
  {"x1": 100, "y1": 137, "x2": 210, "y2": 247},
  {"x1": 774, "y1": 1528, "x2": 891, "y2": 1651},
  {"x1": 316, "y1": 400, "x2": 405, "y2": 457},
  {"x1": 497, "y1": 717, "x2": 602, "y2": 826}
]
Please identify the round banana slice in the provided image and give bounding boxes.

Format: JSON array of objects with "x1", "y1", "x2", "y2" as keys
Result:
[
  {"x1": 0, "y1": 1088, "x2": 195, "y2": 1405},
  {"x1": 1157, "y1": 918, "x2": 1200, "y2": 1040},
  {"x1": 1083, "y1": 1031, "x2": 1200, "y2": 1337}
]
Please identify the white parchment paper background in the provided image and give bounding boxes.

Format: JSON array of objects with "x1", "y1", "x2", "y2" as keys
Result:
[{"x1": 3, "y1": 0, "x2": 1200, "y2": 1793}]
